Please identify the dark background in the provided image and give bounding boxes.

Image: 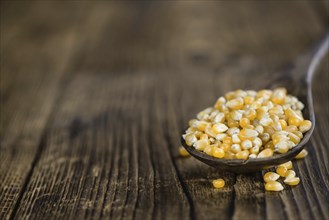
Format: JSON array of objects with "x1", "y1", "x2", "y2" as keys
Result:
[{"x1": 1, "y1": 1, "x2": 328, "y2": 220}]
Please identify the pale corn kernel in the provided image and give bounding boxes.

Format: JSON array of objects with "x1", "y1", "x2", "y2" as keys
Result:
[
  {"x1": 250, "y1": 145, "x2": 260, "y2": 154},
  {"x1": 279, "y1": 161, "x2": 293, "y2": 169},
  {"x1": 213, "y1": 147, "x2": 225, "y2": 158},
  {"x1": 260, "y1": 117, "x2": 273, "y2": 126},
  {"x1": 285, "y1": 170, "x2": 296, "y2": 180},
  {"x1": 188, "y1": 119, "x2": 198, "y2": 127},
  {"x1": 239, "y1": 129, "x2": 259, "y2": 140},
  {"x1": 272, "y1": 121, "x2": 283, "y2": 131},
  {"x1": 255, "y1": 125, "x2": 264, "y2": 134},
  {"x1": 225, "y1": 91, "x2": 236, "y2": 100},
  {"x1": 194, "y1": 139, "x2": 209, "y2": 151},
  {"x1": 269, "y1": 106, "x2": 284, "y2": 115},
  {"x1": 265, "y1": 181, "x2": 284, "y2": 191},
  {"x1": 200, "y1": 133, "x2": 209, "y2": 141},
  {"x1": 250, "y1": 100, "x2": 262, "y2": 109},
  {"x1": 246, "y1": 90, "x2": 257, "y2": 97},
  {"x1": 249, "y1": 154, "x2": 257, "y2": 159},
  {"x1": 284, "y1": 177, "x2": 300, "y2": 186},
  {"x1": 224, "y1": 151, "x2": 235, "y2": 159},
  {"x1": 295, "y1": 149, "x2": 308, "y2": 159},
  {"x1": 240, "y1": 118, "x2": 250, "y2": 128},
  {"x1": 192, "y1": 121, "x2": 210, "y2": 131},
  {"x1": 288, "y1": 132, "x2": 301, "y2": 144},
  {"x1": 212, "y1": 123, "x2": 229, "y2": 133},
  {"x1": 253, "y1": 137, "x2": 262, "y2": 147},
  {"x1": 299, "y1": 120, "x2": 312, "y2": 133},
  {"x1": 229, "y1": 111, "x2": 243, "y2": 121},
  {"x1": 223, "y1": 137, "x2": 233, "y2": 145},
  {"x1": 232, "y1": 134, "x2": 241, "y2": 144},
  {"x1": 214, "y1": 97, "x2": 226, "y2": 109},
  {"x1": 271, "y1": 88, "x2": 287, "y2": 105},
  {"x1": 276, "y1": 166, "x2": 288, "y2": 177},
  {"x1": 274, "y1": 141, "x2": 290, "y2": 154},
  {"x1": 213, "y1": 112, "x2": 226, "y2": 123},
  {"x1": 226, "y1": 97, "x2": 244, "y2": 110},
  {"x1": 257, "y1": 90, "x2": 273, "y2": 99},
  {"x1": 244, "y1": 96, "x2": 255, "y2": 105},
  {"x1": 244, "y1": 125, "x2": 255, "y2": 129},
  {"x1": 260, "y1": 133, "x2": 270, "y2": 143},
  {"x1": 236, "y1": 150, "x2": 249, "y2": 160},
  {"x1": 234, "y1": 89, "x2": 248, "y2": 97},
  {"x1": 241, "y1": 139, "x2": 253, "y2": 150},
  {"x1": 272, "y1": 134, "x2": 288, "y2": 145},
  {"x1": 212, "y1": 179, "x2": 225, "y2": 188},
  {"x1": 263, "y1": 172, "x2": 280, "y2": 182},
  {"x1": 215, "y1": 133, "x2": 227, "y2": 141},
  {"x1": 244, "y1": 109, "x2": 257, "y2": 121},
  {"x1": 179, "y1": 147, "x2": 190, "y2": 157},
  {"x1": 263, "y1": 100, "x2": 274, "y2": 109},
  {"x1": 185, "y1": 134, "x2": 197, "y2": 146},
  {"x1": 264, "y1": 126, "x2": 276, "y2": 135},
  {"x1": 257, "y1": 148, "x2": 273, "y2": 158},
  {"x1": 227, "y1": 127, "x2": 240, "y2": 136},
  {"x1": 279, "y1": 119, "x2": 288, "y2": 129},
  {"x1": 231, "y1": 144, "x2": 242, "y2": 153},
  {"x1": 204, "y1": 146, "x2": 213, "y2": 156}
]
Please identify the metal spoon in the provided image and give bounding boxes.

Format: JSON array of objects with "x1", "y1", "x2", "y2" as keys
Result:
[{"x1": 181, "y1": 34, "x2": 329, "y2": 173}]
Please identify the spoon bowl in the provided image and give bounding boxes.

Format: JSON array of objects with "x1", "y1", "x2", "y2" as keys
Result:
[{"x1": 181, "y1": 35, "x2": 329, "y2": 173}]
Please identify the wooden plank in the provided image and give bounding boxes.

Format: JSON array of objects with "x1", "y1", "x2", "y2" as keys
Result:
[
  {"x1": 1, "y1": 1, "x2": 328, "y2": 220},
  {"x1": 0, "y1": 2, "x2": 87, "y2": 219}
]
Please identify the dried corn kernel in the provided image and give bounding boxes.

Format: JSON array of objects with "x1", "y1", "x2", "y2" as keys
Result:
[
  {"x1": 285, "y1": 170, "x2": 296, "y2": 180},
  {"x1": 295, "y1": 149, "x2": 308, "y2": 159},
  {"x1": 204, "y1": 146, "x2": 213, "y2": 156},
  {"x1": 265, "y1": 181, "x2": 284, "y2": 191},
  {"x1": 263, "y1": 172, "x2": 280, "y2": 182},
  {"x1": 299, "y1": 120, "x2": 312, "y2": 133},
  {"x1": 231, "y1": 144, "x2": 241, "y2": 153},
  {"x1": 276, "y1": 166, "x2": 288, "y2": 177},
  {"x1": 240, "y1": 118, "x2": 250, "y2": 128},
  {"x1": 212, "y1": 179, "x2": 225, "y2": 188},
  {"x1": 279, "y1": 161, "x2": 293, "y2": 169},
  {"x1": 284, "y1": 177, "x2": 300, "y2": 186},
  {"x1": 241, "y1": 139, "x2": 253, "y2": 150},
  {"x1": 257, "y1": 148, "x2": 273, "y2": 158},
  {"x1": 213, "y1": 147, "x2": 225, "y2": 158},
  {"x1": 226, "y1": 97, "x2": 244, "y2": 110},
  {"x1": 236, "y1": 150, "x2": 250, "y2": 160},
  {"x1": 179, "y1": 146, "x2": 190, "y2": 157}
]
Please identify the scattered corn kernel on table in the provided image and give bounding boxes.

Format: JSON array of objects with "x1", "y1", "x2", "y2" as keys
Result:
[{"x1": 1, "y1": 1, "x2": 328, "y2": 220}]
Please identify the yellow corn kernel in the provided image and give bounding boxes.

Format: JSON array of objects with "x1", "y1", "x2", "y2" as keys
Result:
[
  {"x1": 231, "y1": 144, "x2": 241, "y2": 153},
  {"x1": 275, "y1": 141, "x2": 290, "y2": 154},
  {"x1": 240, "y1": 118, "x2": 250, "y2": 128},
  {"x1": 255, "y1": 125, "x2": 264, "y2": 134},
  {"x1": 285, "y1": 125, "x2": 298, "y2": 132},
  {"x1": 285, "y1": 170, "x2": 296, "y2": 180},
  {"x1": 265, "y1": 181, "x2": 284, "y2": 191},
  {"x1": 250, "y1": 145, "x2": 260, "y2": 154},
  {"x1": 213, "y1": 147, "x2": 225, "y2": 158},
  {"x1": 264, "y1": 141, "x2": 274, "y2": 149},
  {"x1": 260, "y1": 133, "x2": 270, "y2": 143},
  {"x1": 239, "y1": 129, "x2": 259, "y2": 140},
  {"x1": 284, "y1": 177, "x2": 300, "y2": 186},
  {"x1": 194, "y1": 139, "x2": 208, "y2": 151},
  {"x1": 253, "y1": 137, "x2": 262, "y2": 147},
  {"x1": 279, "y1": 119, "x2": 288, "y2": 130},
  {"x1": 299, "y1": 120, "x2": 312, "y2": 133},
  {"x1": 271, "y1": 88, "x2": 287, "y2": 105},
  {"x1": 215, "y1": 133, "x2": 227, "y2": 141},
  {"x1": 244, "y1": 96, "x2": 255, "y2": 105},
  {"x1": 185, "y1": 134, "x2": 197, "y2": 146},
  {"x1": 263, "y1": 172, "x2": 280, "y2": 182},
  {"x1": 241, "y1": 139, "x2": 253, "y2": 150},
  {"x1": 260, "y1": 117, "x2": 273, "y2": 127},
  {"x1": 192, "y1": 120, "x2": 210, "y2": 131},
  {"x1": 224, "y1": 151, "x2": 235, "y2": 159},
  {"x1": 264, "y1": 126, "x2": 275, "y2": 135},
  {"x1": 276, "y1": 166, "x2": 288, "y2": 177},
  {"x1": 257, "y1": 90, "x2": 273, "y2": 99},
  {"x1": 179, "y1": 146, "x2": 190, "y2": 157},
  {"x1": 204, "y1": 146, "x2": 213, "y2": 156},
  {"x1": 272, "y1": 134, "x2": 288, "y2": 145},
  {"x1": 226, "y1": 97, "x2": 244, "y2": 110},
  {"x1": 200, "y1": 133, "x2": 209, "y2": 141},
  {"x1": 212, "y1": 123, "x2": 229, "y2": 134},
  {"x1": 232, "y1": 134, "x2": 241, "y2": 144},
  {"x1": 292, "y1": 131, "x2": 303, "y2": 139},
  {"x1": 244, "y1": 109, "x2": 257, "y2": 121},
  {"x1": 225, "y1": 91, "x2": 236, "y2": 100},
  {"x1": 236, "y1": 150, "x2": 250, "y2": 160},
  {"x1": 244, "y1": 125, "x2": 255, "y2": 129},
  {"x1": 269, "y1": 106, "x2": 284, "y2": 115},
  {"x1": 288, "y1": 117, "x2": 303, "y2": 127},
  {"x1": 220, "y1": 143, "x2": 231, "y2": 152},
  {"x1": 279, "y1": 161, "x2": 293, "y2": 169},
  {"x1": 288, "y1": 132, "x2": 301, "y2": 144},
  {"x1": 256, "y1": 107, "x2": 268, "y2": 120},
  {"x1": 223, "y1": 137, "x2": 233, "y2": 145},
  {"x1": 295, "y1": 149, "x2": 308, "y2": 159},
  {"x1": 205, "y1": 126, "x2": 216, "y2": 137},
  {"x1": 213, "y1": 112, "x2": 226, "y2": 123},
  {"x1": 214, "y1": 97, "x2": 226, "y2": 110},
  {"x1": 227, "y1": 118, "x2": 240, "y2": 128},
  {"x1": 257, "y1": 148, "x2": 273, "y2": 158},
  {"x1": 212, "y1": 179, "x2": 225, "y2": 188}
]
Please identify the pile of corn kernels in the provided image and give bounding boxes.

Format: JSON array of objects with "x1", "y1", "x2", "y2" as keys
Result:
[
  {"x1": 179, "y1": 88, "x2": 313, "y2": 191},
  {"x1": 182, "y1": 88, "x2": 312, "y2": 160}
]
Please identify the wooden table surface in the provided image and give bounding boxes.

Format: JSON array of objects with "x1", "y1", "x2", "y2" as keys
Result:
[{"x1": 1, "y1": 1, "x2": 328, "y2": 220}]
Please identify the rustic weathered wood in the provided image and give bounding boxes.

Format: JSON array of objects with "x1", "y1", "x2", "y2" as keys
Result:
[{"x1": 1, "y1": 1, "x2": 328, "y2": 220}]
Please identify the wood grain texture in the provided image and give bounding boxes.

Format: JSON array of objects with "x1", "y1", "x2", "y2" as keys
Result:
[{"x1": 1, "y1": 1, "x2": 328, "y2": 220}]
